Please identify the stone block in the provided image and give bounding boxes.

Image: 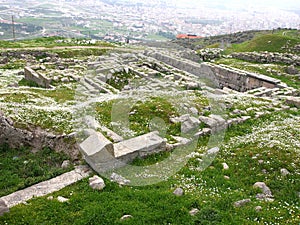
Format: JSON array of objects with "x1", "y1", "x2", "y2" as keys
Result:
[
  {"x1": 79, "y1": 131, "x2": 115, "y2": 163},
  {"x1": 114, "y1": 131, "x2": 166, "y2": 162}
]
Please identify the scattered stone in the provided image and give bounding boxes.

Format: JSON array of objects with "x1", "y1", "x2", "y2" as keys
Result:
[
  {"x1": 280, "y1": 168, "x2": 290, "y2": 176},
  {"x1": 181, "y1": 115, "x2": 200, "y2": 133},
  {"x1": 256, "y1": 194, "x2": 274, "y2": 202},
  {"x1": 285, "y1": 97, "x2": 300, "y2": 108},
  {"x1": 173, "y1": 188, "x2": 184, "y2": 196},
  {"x1": 258, "y1": 160, "x2": 264, "y2": 164},
  {"x1": 61, "y1": 77, "x2": 69, "y2": 83},
  {"x1": 58, "y1": 65, "x2": 65, "y2": 70},
  {"x1": 57, "y1": 196, "x2": 69, "y2": 203},
  {"x1": 120, "y1": 215, "x2": 133, "y2": 221},
  {"x1": 0, "y1": 199, "x2": 9, "y2": 216},
  {"x1": 189, "y1": 107, "x2": 198, "y2": 115},
  {"x1": 207, "y1": 147, "x2": 220, "y2": 155},
  {"x1": 189, "y1": 208, "x2": 199, "y2": 216},
  {"x1": 61, "y1": 160, "x2": 71, "y2": 169},
  {"x1": 253, "y1": 182, "x2": 273, "y2": 197},
  {"x1": 40, "y1": 65, "x2": 46, "y2": 70},
  {"x1": 234, "y1": 199, "x2": 251, "y2": 207},
  {"x1": 224, "y1": 176, "x2": 230, "y2": 180},
  {"x1": 286, "y1": 65, "x2": 299, "y2": 75},
  {"x1": 199, "y1": 116, "x2": 218, "y2": 129},
  {"x1": 47, "y1": 196, "x2": 54, "y2": 200},
  {"x1": 110, "y1": 173, "x2": 130, "y2": 185},
  {"x1": 255, "y1": 206, "x2": 262, "y2": 212},
  {"x1": 89, "y1": 175, "x2": 106, "y2": 191},
  {"x1": 222, "y1": 162, "x2": 229, "y2": 170}
]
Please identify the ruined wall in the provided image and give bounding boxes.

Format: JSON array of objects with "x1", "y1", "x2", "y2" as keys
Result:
[
  {"x1": 24, "y1": 67, "x2": 52, "y2": 88},
  {"x1": 231, "y1": 52, "x2": 300, "y2": 66},
  {"x1": 147, "y1": 52, "x2": 285, "y2": 92},
  {"x1": 0, "y1": 112, "x2": 80, "y2": 159}
]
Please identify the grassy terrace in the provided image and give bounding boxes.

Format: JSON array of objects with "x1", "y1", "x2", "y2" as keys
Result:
[
  {"x1": 0, "y1": 37, "x2": 115, "y2": 49},
  {"x1": 223, "y1": 30, "x2": 300, "y2": 54},
  {"x1": 0, "y1": 145, "x2": 72, "y2": 197},
  {"x1": 0, "y1": 110, "x2": 299, "y2": 224}
]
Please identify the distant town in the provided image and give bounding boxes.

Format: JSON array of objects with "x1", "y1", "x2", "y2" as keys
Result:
[{"x1": 0, "y1": 0, "x2": 299, "y2": 42}]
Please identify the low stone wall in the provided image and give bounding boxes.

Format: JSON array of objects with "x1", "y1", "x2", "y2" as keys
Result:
[
  {"x1": 147, "y1": 52, "x2": 285, "y2": 92},
  {"x1": 231, "y1": 52, "x2": 300, "y2": 66},
  {"x1": 24, "y1": 67, "x2": 52, "y2": 88},
  {"x1": 0, "y1": 112, "x2": 80, "y2": 159},
  {"x1": 203, "y1": 63, "x2": 284, "y2": 92}
]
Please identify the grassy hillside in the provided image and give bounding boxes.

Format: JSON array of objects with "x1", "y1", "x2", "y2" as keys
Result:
[{"x1": 223, "y1": 30, "x2": 300, "y2": 54}]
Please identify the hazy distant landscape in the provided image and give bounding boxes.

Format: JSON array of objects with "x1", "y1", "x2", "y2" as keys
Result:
[{"x1": 0, "y1": 0, "x2": 299, "y2": 41}]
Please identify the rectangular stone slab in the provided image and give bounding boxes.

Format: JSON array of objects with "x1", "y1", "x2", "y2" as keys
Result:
[{"x1": 114, "y1": 131, "x2": 166, "y2": 161}]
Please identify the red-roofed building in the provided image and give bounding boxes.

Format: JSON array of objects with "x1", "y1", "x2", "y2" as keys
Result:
[{"x1": 176, "y1": 34, "x2": 203, "y2": 39}]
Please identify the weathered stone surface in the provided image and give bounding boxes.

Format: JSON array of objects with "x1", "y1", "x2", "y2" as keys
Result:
[
  {"x1": 285, "y1": 97, "x2": 300, "y2": 108},
  {"x1": 207, "y1": 147, "x2": 220, "y2": 155},
  {"x1": 199, "y1": 116, "x2": 218, "y2": 128},
  {"x1": 61, "y1": 160, "x2": 71, "y2": 169},
  {"x1": 234, "y1": 199, "x2": 251, "y2": 207},
  {"x1": 222, "y1": 162, "x2": 229, "y2": 170},
  {"x1": 173, "y1": 188, "x2": 184, "y2": 196},
  {"x1": 181, "y1": 115, "x2": 200, "y2": 133},
  {"x1": 255, "y1": 206, "x2": 262, "y2": 212},
  {"x1": 24, "y1": 67, "x2": 52, "y2": 88},
  {"x1": 0, "y1": 199, "x2": 9, "y2": 216},
  {"x1": 120, "y1": 215, "x2": 133, "y2": 221},
  {"x1": 280, "y1": 168, "x2": 290, "y2": 176},
  {"x1": 89, "y1": 175, "x2": 106, "y2": 190},
  {"x1": 253, "y1": 182, "x2": 273, "y2": 200},
  {"x1": 189, "y1": 208, "x2": 199, "y2": 216},
  {"x1": 57, "y1": 196, "x2": 69, "y2": 203},
  {"x1": 79, "y1": 131, "x2": 115, "y2": 163},
  {"x1": 286, "y1": 65, "x2": 299, "y2": 75},
  {"x1": 114, "y1": 131, "x2": 166, "y2": 161}
]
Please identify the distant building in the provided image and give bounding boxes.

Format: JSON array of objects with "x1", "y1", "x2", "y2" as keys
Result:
[{"x1": 176, "y1": 34, "x2": 203, "y2": 39}]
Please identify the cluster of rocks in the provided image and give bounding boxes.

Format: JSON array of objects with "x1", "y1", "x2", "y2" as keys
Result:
[
  {"x1": 234, "y1": 181, "x2": 274, "y2": 210},
  {"x1": 197, "y1": 48, "x2": 223, "y2": 62},
  {"x1": 231, "y1": 52, "x2": 300, "y2": 66}
]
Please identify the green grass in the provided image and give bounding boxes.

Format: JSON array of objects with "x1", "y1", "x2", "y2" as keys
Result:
[
  {"x1": 0, "y1": 60, "x2": 25, "y2": 69},
  {"x1": 0, "y1": 145, "x2": 72, "y2": 197},
  {"x1": 53, "y1": 48, "x2": 108, "y2": 58},
  {"x1": 223, "y1": 31, "x2": 300, "y2": 54},
  {"x1": 107, "y1": 71, "x2": 135, "y2": 90},
  {"x1": 18, "y1": 78, "x2": 41, "y2": 88},
  {"x1": 0, "y1": 36, "x2": 114, "y2": 49},
  {"x1": 32, "y1": 87, "x2": 75, "y2": 103}
]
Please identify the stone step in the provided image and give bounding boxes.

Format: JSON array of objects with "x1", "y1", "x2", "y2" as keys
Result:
[
  {"x1": 80, "y1": 80, "x2": 99, "y2": 95},
  {"x1": 93, "y1": 77, "x2": 120, "y2": 94}
]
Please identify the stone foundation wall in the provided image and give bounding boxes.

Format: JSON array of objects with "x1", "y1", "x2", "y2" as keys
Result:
[
  {"x1": 0, "y1": 112, "x2": 80, "y2": 159},
  {"x1": 147, "y1": 52, "x2": 285, "y2": 92},
  {"x1": 24, "y1": 67, "x2": 52, "y2": 88}
]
